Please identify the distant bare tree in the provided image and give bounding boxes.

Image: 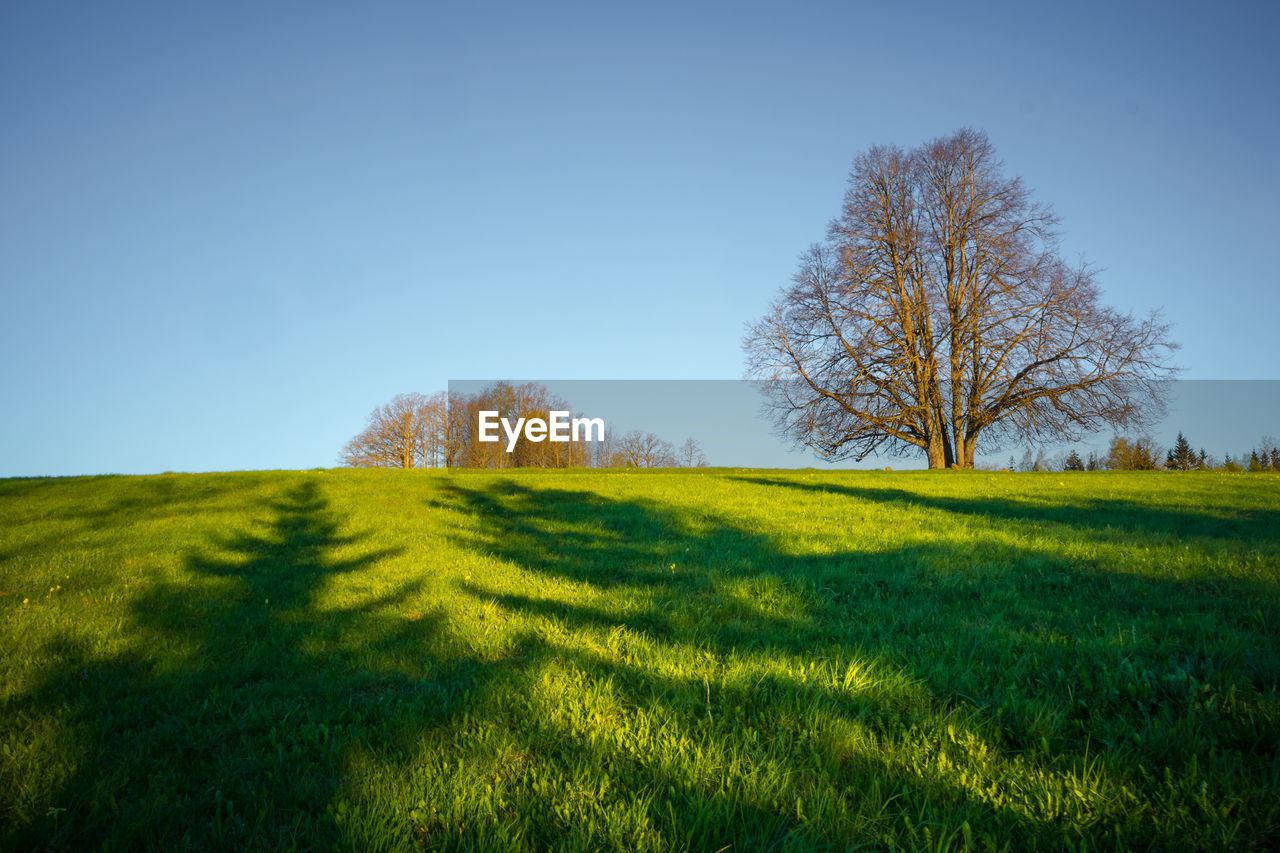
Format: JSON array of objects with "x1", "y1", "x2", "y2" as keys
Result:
[
  {"x1": 745, "y1": 129, "x2": 1178, "y2": 468},
  {"x1": 616, "y1": 431, "x2": 676, "y2": 468},
  {"x1": 449, "y1": 382, "x2": 596, "y2": 469},
  {"x1": 677, "y1": 437, "x2": 708, "y2": 467},
  {"x1": 344, "y1": 384, "x2": 620, "y2": 469},
  {"x1": 591, "y1": 427, "x2": 618, "y2": 469},
  {"x1": 1258, "y1": 436, "x2": 1280, "y2": 471},
  {"x1": 341, "y1": 392, "x2": 437, "y2": 468},
  {"x1": 416, "y1": 391, "x2": 450, "y2": 467}
]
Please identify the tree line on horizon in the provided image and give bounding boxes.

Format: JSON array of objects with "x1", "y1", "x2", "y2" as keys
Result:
[
  {"x1": 339, "y1": 384, "x2": 707, "y2": 470},
  {"x1": 348, "y1": 132, "x2": 1268, "y2": 474},
  {"x1": 1006, "y1": 432, "x2": 1280, "y2": 472}
]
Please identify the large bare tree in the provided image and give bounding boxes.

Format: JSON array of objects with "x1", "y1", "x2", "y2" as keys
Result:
[{"x1": 745, "y1": 129, "x2": 1178, "y2": 469}]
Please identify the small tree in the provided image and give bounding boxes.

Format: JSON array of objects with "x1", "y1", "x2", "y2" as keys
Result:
[
  {"x1": 1064, "y1": 449, "x2": 1084, "y2": 471},
  {"x1": 1105, "y1": 436, "x2": 1160, "y2": 471},
  {"x1": 615, "y1": 431, "x2": 677, "y2": 468},
  {"x1": 1259, "y1": 436, "x2": 1280, "y2": 471},
  {"x1": 1167, "y1": 432, "x2": 1195, "y2": 470},
  {"x1": 677, "y1": 438, "x2": 708, "y2": 468}
]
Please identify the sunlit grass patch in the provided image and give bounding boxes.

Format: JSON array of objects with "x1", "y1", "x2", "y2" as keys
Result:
[{"x1": 1, "y1": 467, "x2": 1277, "y2": 850}]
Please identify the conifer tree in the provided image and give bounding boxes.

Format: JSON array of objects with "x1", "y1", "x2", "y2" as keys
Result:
[{"x1": 1168, "y1": 432, "x2": 1194, "y2": 470}]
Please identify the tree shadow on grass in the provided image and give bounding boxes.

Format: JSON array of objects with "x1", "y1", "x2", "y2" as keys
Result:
[
  {"x1": 429, "y1": 478, "x2": 1280, "y2": 849},
  {"x1": 727, "y1": 475, "x2": 1280, "y2": 551},
  {"x1": 5, "y1": 475, "x2": 1277, "y2": 849},
  {"x1": 2, "y1": 480, "x2": 510, "y2": 850},
  {"x1": 0, "y1": 475, "x2": 249, "y2": 573}
]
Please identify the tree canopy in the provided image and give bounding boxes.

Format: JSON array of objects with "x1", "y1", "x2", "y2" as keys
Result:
[{"x1": 745, "y1": 129, "x2": 1178, "y2": 468}]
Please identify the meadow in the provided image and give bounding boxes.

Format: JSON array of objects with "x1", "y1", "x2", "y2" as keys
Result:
[{"x1": 1, "y1": 467, "x2": 1277, "y2": 850}]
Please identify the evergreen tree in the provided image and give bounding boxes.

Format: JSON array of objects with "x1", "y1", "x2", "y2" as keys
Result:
[
  {"x1": 1169, "y1": 432, "x2": 1194, "y2": 470},
  {"x1": 1248, "y1": 450, "x2": 1265, "y2": 472},
  {"x1": 1260, "y1": 437, "x2": 1280, "y2": 471},
  {"x1": 1065, "y1": 449, "x2": 1084, "y2": 471}
]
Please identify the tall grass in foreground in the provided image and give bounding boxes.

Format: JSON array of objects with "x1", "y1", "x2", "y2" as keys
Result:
[{"x1": 1, "y1": 468, "x2": 1277, "y2": 850}]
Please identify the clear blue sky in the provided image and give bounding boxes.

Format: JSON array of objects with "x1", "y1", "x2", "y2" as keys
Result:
[{"x1": 2, "y1": 1, "x2": 1277, "y2": 476}]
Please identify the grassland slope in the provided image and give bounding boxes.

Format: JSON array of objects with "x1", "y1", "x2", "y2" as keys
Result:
[{"x1": 2, "y1": 468, "x2": 1277, "y2": 850}]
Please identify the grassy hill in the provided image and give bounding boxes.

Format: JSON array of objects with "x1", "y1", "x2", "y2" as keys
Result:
[{"x1": 2, "y1": 468, "x2": 1278, "y2": 850}]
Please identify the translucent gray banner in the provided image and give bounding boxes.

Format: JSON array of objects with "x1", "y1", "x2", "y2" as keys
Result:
[{"x1": 445, "y1": 380, "x2": 1280, "y2": 469}]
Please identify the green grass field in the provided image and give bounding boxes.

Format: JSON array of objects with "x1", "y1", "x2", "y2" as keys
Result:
[{"x1": 1, "y1": 468, "x2": 1277, "y2": 850}]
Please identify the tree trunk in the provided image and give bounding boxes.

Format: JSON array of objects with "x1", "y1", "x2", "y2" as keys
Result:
[
  {"x1": 940, "y1": 426, "x2": 956, "y2": 467},
  {"x1": 926, "y1": 436, "x2": 948, "y2": 469}
]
